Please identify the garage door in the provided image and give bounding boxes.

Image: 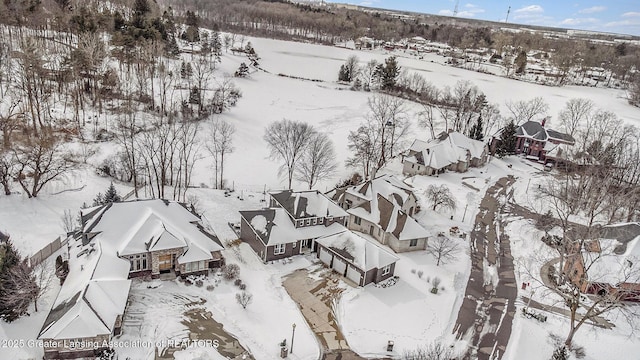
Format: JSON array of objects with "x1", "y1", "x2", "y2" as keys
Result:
[
  {"x1": 332, "y1": 257, "x2": 347, "y2": 276},
  {"x1": 346, "y1": 265, "x2": 362, "y2": 286},
  {"x1": 319, "y1": 247, "x2": 333, "y2": 265}
]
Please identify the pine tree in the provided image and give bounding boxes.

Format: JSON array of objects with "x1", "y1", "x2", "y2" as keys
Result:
[
  {"x1": 0, "y1": 241, "x2": 34, "y2": 322},
  {"x1": 380, "y1": 56, "x2": 400, "y2": 90},
  {"x1": 103, "y1": 182, "x2": 121, "y2": 203},
  {"x1": 515, "y1": 50, "x2": 527, "y2": 74},
  {"x1": 92, "y1": 192, "x2": 104, "y2": 206},
  {"x1": 495, "y1": 120, "x2": 518, "y2": 157},
  {"x1": 469, "y1": 115, "x2": 484, "y2": 141},
  {"x1": 189, "y1": 86, "x2": 201, "y2": 104},
  {"x1": 551, "y1": 346, "x2": 568, "y2": 360},
  {"x1": 55, "y1": 255, "x2": 69, "y2": 285},
  {"x1": 338, "y1": 64, "x2": 349, "y2": 82},
  {"x1": 235, "y1": 63, "x2": 249, "y2": 77}
]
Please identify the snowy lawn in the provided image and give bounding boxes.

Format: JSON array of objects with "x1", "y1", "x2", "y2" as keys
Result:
[{"x1": 338, "y1": 241, "x2": 469, "y2": 356}]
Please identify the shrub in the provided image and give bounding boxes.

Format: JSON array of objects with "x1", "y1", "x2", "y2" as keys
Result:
[
  {"x1": 222, "y1": 264, "x2": 240, "y2": 280},
  {"x1": 234, "y1": 278, "x2": 242, "y2": 286},
  {"x1": 206, "y1": 285, "x2": 215, "y2": 291},
  {"x1": 239, "y1": 283, "x2": 246, "y2": 290},
  {"x1": 236, "y1": 291, "x2": 252, "y2": 309},
  {"x1": 195, "y1": 280, "x2": 204, "y2": 287},
  {"x1": 417, "y1": 270, "x2": 424, "y2": 279}
]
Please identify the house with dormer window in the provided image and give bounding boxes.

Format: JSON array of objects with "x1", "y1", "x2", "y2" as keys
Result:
[{"x1": 239, "y1": 190, "x2": 349, "y2": 262}]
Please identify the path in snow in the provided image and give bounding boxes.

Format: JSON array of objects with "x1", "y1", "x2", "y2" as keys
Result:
[{"x1": 453, "y1": 176, "x2": 518, "y2": 360}]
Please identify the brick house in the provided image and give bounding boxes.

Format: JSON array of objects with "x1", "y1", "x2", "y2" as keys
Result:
[
  {"x1": 39, "y1": 200, "x2": 224, "y2": 359},
  {"x1": 514, "y1": 119, "x2": 575, "y2": 161}
]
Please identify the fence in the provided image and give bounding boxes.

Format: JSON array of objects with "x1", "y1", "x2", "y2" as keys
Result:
[{"x1": 30, "y1": 236, "x2": 68, "y2": 267}]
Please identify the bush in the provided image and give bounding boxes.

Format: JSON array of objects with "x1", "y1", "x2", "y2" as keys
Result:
[
  {"x1": 195, "y1": 280, "x2": 203, "y2": 287},
  {"x1": 239, "y1": 283, "x2": 246, "y2": 290},
  {"x1": 417, "y1": 270, "x2": 424, "y2": 279},
  {"x1": 206, "y1": 285, "x2": 215, "y2": 291},
  {"x1": 222, "y1": 264, "x2": 240, "y2": 280},
  {"x1": 236, "y1": 291, "x2": 252, "y2": 309},
  {"x1": 234, "y1": 278, "x2": 242, "y2": 286}
]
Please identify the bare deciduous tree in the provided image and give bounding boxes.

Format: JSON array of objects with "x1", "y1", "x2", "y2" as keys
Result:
[
  {"x1": 236, "y1": 291, "x2": 252, "y2": 309},
  {"x1": 558, "y1": 98, "x2": 594, "y2": 138},
  {"x1": 295, "y1": 132, "x2": 337, "y2": 190},
  {"x1": 264, "y1": 119, "x2": 315, "y2": 189},
  {"x1": 206, "y1": 118, "x2": 235, "y2": 189},
  {"x1": 425, "y1": 185, "x2": 457, "y2": 212},
  {"x1": 61, "y1": 209, "x2": 76, "y2": 234},
  {"x1": 13, "y1": 135, "x2": 72, "y2": 198},
  {"x1": 505, "y1": 96, "x2": 549, "y2": 124},
  {"x1": 403, "y1": 341, "x2": 453, "y2": 360},
  {"x1": 427, "y1": 236, "x2": 460, "y2": 266}
]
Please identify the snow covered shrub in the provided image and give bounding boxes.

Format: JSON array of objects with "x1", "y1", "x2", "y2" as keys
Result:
[
  {"x1": 417, "y1": 270, "x2": 424, "y2": 279},
  {"x1": 195, "y1": 279, "x2": 204, "y2": 287},
  {"x1": 206, "y1": 285, "x2": 215, "y2": 291},
  {"x1": 234, "y1": 279, "x2": 242, "y2": 286},
  {"x1": 239, "y1": 283, "x2": 246, "y2": 290},
  {"x1": 222, "y1": 264, "x2": 240, "y2": 280},
  {"x1": 411, "y1": 269, "x2": 416, "y2": 274}
]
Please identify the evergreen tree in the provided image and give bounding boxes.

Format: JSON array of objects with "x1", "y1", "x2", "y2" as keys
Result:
[
  {"x1": 235, "y1": 63, "x2": 249, "y2": 77},
  {"x1": 469, "y1": 115, "x2": 484, "y2": 141},
  {"x1": 0, "y1": 241, "x2": 34, "y2": 322},
  {"x1": 380, "y1": 56, "x2": 400, "y2": 90},
  {"x1": 338, "y1": 64, "x2": 349, "y2": 82},
  {"x1": 189, "y1": 86, "x2": 201, "y2": 105},
  {"x1": 245, "y1": 42, "x2": 260, "y2": 66},
  {"x1": 103, "y1": 182, "x2": 121, "y2": 203},
  {"x1": 92, "y1": 192, "x2": 104, "y2": 206},
  {"x1": 55, "y1": 255, "x2": 69, "y2": 285},
  {"x1": 515, "y1": 50, "x2": 527, "y2": 74},
  {"x1": 495, "y1": 120, "x2": 518, "y2": 157},
  {"x1": 551, "y1": 346, "x2": 568, "y2": 360}
]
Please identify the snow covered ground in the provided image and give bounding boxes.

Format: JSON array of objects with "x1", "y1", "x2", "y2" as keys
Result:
[{"x1": 2, "y1": 30, "x2": 640, "y2": 360}]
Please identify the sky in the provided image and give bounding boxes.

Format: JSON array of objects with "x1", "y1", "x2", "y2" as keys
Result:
[{"x1": 325, "y1": 1, "x2": 640, "y2": 36}]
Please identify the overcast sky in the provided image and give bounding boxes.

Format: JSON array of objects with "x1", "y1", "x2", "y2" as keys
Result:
[{"x1": 326, "y1": 1, "x2": 640, "y2": 36}]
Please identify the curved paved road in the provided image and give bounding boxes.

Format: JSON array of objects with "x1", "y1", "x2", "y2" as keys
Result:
[{"x1": 453, "y1": 176, "x2": 517, "y2": 360}]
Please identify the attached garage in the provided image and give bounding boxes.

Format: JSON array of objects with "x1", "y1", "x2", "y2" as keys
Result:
[
  {"x1": 332, "y1": 257, "x2": 347, "y2": 276},
  {"x1": 316, "y1": 230, "x2": 399, "y2": 287},
  {"x1": 319, "y1": 247, "x2": 333, "y2": 265},
  {"x1": 346, "y1": 265, "x2": 362, "y2": 286}
]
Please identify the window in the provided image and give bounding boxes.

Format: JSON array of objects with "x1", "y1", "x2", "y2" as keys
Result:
[
  {"x1": 381, "y1": 265, "x2": 391, "y2": 276},
  {"x1": 410, "y1": 239, "x2": 418, "y2": 247},
  {"x1": 354, "y1": 216, "x2": 362, "y2": 225},
  {"x1": 306, "y1": 219, "x2": 311, "y2": 225},
  {"x1": 293, "y1": 242, "x2": 296, "y2": 248},
  {"x1": 129, "y1": 254, "x2": 147, "y2": 271},
  {"x1": 298, "y1": 220, "x2": 304, "y2": 227},
  {"x1": 412, "y1": 164, "x2": 415, "y2": 169},
  {"x1": 274, "y1": 244, "x2": 285, "y2": 255},
  {"x1": 319, "y1": 218, "x2": 324, "y2": 224},
  {"x1": 313, "y1": 218, "x2": 317, "y2": 225},
  {"x1": 378, "y1": 228, "x2": 381, "y2": 236}
]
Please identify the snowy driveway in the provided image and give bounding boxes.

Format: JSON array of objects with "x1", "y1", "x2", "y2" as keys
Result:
[{"x1": 453, "y1": 176, "x2": 517, "y2": 360}]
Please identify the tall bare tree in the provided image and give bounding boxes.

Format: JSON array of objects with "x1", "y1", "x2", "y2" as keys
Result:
[
  {"x1": 295, "y1": 132, "x2": 337, "y2": 190},
  {"x1": 505, "y1": 97, "x2": 549, "y2": 124},
  {"x1": 427, "y1": 236, "x2": 460, "y2": 266},
  {"x1": 205, "y1": 119, "x2": 235, "y2": 189},
  {"x1": 425, "y1": 184, "x2": 457, "y2": 212},
  {"x1": 558, "y1": 98, "x2": 594, "y2": 138},
  {"x1": 13, "y1": 134, "x2": 72, "y2": 198},
  {"x1": 264, "y1": 119, "x2": 315, "y2": 189}
]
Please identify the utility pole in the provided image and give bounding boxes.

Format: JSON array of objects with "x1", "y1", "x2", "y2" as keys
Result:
[
  {"x1": 290, "y1": 323, "x2": 296, "y2": 353},
  {"x1": 505, "y1": 6, "x2": 511, "y2": 23},
  {"x1": 453, "y1": 0, "x2": 459, "y2": 17}
]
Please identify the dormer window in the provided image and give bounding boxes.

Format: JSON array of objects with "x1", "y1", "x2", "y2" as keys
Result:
[
  {"x1": 313, "y1": 218, "x2": 317, "y2": 225},
  {"x1": 319, "y1": 218, "x2": 324, "y2": 224},
  {"x1": 306, "y1": 219, "x2": 311, "y2": 226}
]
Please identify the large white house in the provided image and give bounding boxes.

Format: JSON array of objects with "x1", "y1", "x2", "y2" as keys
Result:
[{"x1": 39, "y1": 199, "x2": 224, "y2": 359}]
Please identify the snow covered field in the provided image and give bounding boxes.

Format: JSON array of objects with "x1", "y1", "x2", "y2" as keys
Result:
[{"x1": 2, "y1": 31, "x2": 640, "y2": 360}]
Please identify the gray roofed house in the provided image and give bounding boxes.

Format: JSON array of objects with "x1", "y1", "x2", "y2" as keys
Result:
[
  {"x1": 514, "y1": 119, "x2": 575, "y2": 163},
  {"x1": 239, "y1": 190, "x2": 349, "y2": 262}
]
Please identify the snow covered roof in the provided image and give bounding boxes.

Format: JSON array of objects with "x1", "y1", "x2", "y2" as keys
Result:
[
  {"x1": 516, "y1": 121, "x2": 575, "y2": 144},
  {"x1": 270, "y1": 190, "x2": 349, "y2": 220},
  {"x1": 348, "y1": 194, "x2": 430, "y2": 241},
  {"x1": 40, "y1": 200, "x2": 224, "y2": 341},
  {"x1": 344, "y1": 174, "x2": 415, "y2": 208},
  {"x1": 407, "y1": 131, "x2": 485, "y2": 170},
  {"x1": 240, "y1": 208, "x2": 347, "y2": 246},
  {"x1": 316, "y1": 230, "x2": 399, "y2": 271},
  {"x1": 444, "y1": 131, "x2": 487, "y2": 160},
  {"x1": 83, "y1": 199, "x2": 223, "y2": 258}
]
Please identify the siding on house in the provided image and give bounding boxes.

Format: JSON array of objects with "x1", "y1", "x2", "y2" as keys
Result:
[
  {"x1": 265, "y1": 242, "x2": 299, "y2": 262},
  {"x1": 239, "y1": 216, "x2": 267, "y2": 261},
  {"x1": 43, "y1": 334, "x2": 110, "y2": 359},
  {"x1": 364, "y1": 262, "x2": 396, "y2": 285},
  {"x1": 387, "y1": 235, "x2": 427, "y2": 253}
]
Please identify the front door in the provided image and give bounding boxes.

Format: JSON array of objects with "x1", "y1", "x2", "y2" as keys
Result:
[
  {"x1": 369, "y1": 225, "x2": 374, "y2": 235},
  {"x1": 300, "y1": 239, "x2": 310, "y2": 253},
  {"x1": 159, "y1": 254, "x2": 172, "y2": 272}
]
